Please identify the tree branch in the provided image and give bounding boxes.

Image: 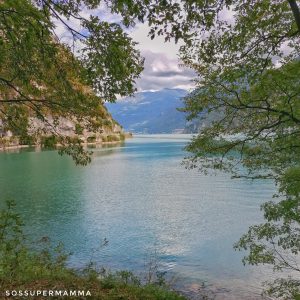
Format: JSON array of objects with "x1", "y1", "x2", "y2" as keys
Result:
[{"x1": 288, "y1": 0, "x2": 300, "y2": 33}]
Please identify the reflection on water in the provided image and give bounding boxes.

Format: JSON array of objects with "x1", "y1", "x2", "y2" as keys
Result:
[{"x1": 0, "y1": 135, "x2": 278, "y2": 299}]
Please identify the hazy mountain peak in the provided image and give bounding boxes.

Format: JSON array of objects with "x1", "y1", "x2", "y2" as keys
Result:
[{"x1": 106, "y1": 88, "x2": 188, "y2": 134}]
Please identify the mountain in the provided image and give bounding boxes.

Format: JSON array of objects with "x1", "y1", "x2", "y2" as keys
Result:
[
  {"x1": 105, "y1": 89, "x2": 188, "y2": 134},
  {"x1": 183, "y1": 110, "x2": 220, "y2": 133},
  {"x1": 0, "y1": 104, "x2": 126, "y2": 150}
]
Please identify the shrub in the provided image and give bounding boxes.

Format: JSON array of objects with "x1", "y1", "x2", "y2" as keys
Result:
[
  {"x1": 19, "y1": 134, "x2": 36, "y2": 145},
  {"x1": 0, "y1": 137, "x2": 9, "y2": 147},
  {"x1": 101, "y1": 136, "x2": 108, "y2": 143},
  {"x1": 87, "y1": 135, "x2": 96, "y2": 143},
  {"x1": 107, "y1": 135, "x2": 120, "y2": 142},
  {"x1": 75, "y1": 124, "x2": 84, "y2": 135},
  {"x1": 41, "y1": 135, "x2": 58, "y2": 148}
]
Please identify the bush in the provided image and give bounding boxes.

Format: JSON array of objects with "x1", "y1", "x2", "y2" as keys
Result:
[
  {"x1": 107, "y1": 135, "x2": 120, "y2": 142},
  {"x1": 19, "y1": 134, "x2": 36, "y2": 145},
  {"x1": 41, "y1": 135, "x2": 58, "y2": 148},
  {"x1": 75, "y1": 124, "x2": 83, "y2": 135},
  {"x1": 87, "y1": 135, "x2": 96, "y2": 143},
  {"x1": 0, "y1": 137, "x2": 9, "y2": 147},
  {"x1": 101, "y1": 136, "x2": 108, "y2": 143}
]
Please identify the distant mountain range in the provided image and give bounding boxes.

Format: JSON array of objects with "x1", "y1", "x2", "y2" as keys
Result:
[{"x1": 106, "y1": 89, "x2": 189, "y2": 134}]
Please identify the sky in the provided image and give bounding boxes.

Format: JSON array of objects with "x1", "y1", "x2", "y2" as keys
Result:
[
  {"x1": 53, "y1": 3, "x2": 295, "y2": 94},
  {"x1": 128, "y1": 23, "x2": 196, "y2": 92},
  {"x1": 53, "y1": 6, "x2": 195, "y2": 93}
]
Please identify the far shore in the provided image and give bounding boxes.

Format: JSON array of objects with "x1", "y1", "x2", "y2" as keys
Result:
[{"x1": 0, "y1": 137, "x2": 132, "y2": 153}]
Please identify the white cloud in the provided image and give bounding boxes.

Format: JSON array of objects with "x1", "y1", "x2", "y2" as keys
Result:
[
  {"x1": 128, "y1": 23, "x2": 181, "y2": 59},
  {"x1": 127, "y1": 23, "x2": 196, "y2": 91},
  {"x1": 135, "y1": 51, "x2": 195, "y2": 91},
  {"x1": 52, "y1": 6, "x2": 195, "y2": 92}
]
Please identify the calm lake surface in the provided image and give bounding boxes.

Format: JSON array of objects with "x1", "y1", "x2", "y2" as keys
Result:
[{"x1": 0, "y1": 135, "x2": 277, "y2": 299}]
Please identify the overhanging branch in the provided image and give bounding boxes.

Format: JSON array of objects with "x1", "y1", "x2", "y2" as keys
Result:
[{"x1": 288, "y1": 0, "x2": 300, "y2": 33}]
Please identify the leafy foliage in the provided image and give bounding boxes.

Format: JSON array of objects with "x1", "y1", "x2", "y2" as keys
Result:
[
  {"x1": 0, "y1": 0, "x2": 143, "y2": 163},
  {"x1": 1, "y1": 0, "x2": 300, "y2": 296},
  {"x1": 178, "y1": 1, "x2": 300, "y2": 298},
  {"x1": 110, "y1": 0, "x2": 300, "y2": 297}
]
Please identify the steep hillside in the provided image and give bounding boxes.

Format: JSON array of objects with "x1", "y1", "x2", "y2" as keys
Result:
[{"x1": 0, "y1": 105, "x2": 126, "y2": 150}]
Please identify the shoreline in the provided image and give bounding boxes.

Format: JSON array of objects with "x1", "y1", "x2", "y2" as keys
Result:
[
  {"x1": 0, "y1": 139, "x2": 130, "y2": 153},
  {"x1": 0, "y1": 144, "x2": 30, "y2": 151}
]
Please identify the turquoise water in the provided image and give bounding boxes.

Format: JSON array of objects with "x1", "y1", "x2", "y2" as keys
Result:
[{"x1": 0, "y1": 135, "x2": 277, "y2": 299}]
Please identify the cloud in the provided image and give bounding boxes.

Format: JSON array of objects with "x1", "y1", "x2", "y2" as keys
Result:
[
  {"x1": 128, "y1": 23, "x2": 196, "y2": 91},
  {"x1": 128, "y1": 23, "x2": 181, "y2": 59},
  {"x1": 135, "y1": 51, "x2": 196, "y2": 91},
  {"x1": 51, "y1": 7, "x2": 195, "y2": 92}
]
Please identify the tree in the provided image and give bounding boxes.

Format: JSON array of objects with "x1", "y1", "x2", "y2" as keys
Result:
[
  {"x1": 110, "y1": 0, "x2": 300, "y2": 297},
  {"x1": 1, "y1": 0, "x2": 300, "y2": 295},
  {"x1": 0, "y1": 0, "x2": 143, "y2": 164}
]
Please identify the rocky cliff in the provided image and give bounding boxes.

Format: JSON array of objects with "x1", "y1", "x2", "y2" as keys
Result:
[{"x1": 0, "y1": 105, "x2": 129, "y2": 150}]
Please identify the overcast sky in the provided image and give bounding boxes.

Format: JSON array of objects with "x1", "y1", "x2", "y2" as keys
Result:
[
  {"x1": 128, "y1": 23, "x2": 195, "y2": 92},
  {"x1": 54, "y1": 7, "x2": 195, "y2": 93}
]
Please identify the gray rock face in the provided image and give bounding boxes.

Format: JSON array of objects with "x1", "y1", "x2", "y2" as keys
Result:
[{"x1": 0, "y1": 113, "x2": 125, "y2": 149}]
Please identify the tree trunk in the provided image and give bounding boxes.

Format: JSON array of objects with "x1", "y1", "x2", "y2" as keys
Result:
[{"x1": 288, "y1": 0, "x2": 300, "y2": 33}]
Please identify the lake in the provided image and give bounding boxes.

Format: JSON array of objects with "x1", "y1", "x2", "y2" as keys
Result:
[{"x1": 0, "y1": 135, "x2": 277, "y2": 299}]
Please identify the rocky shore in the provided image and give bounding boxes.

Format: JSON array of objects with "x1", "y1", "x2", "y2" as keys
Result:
[{"x1": 0, "y1": 116, "x2": 132, "y2": 152}]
